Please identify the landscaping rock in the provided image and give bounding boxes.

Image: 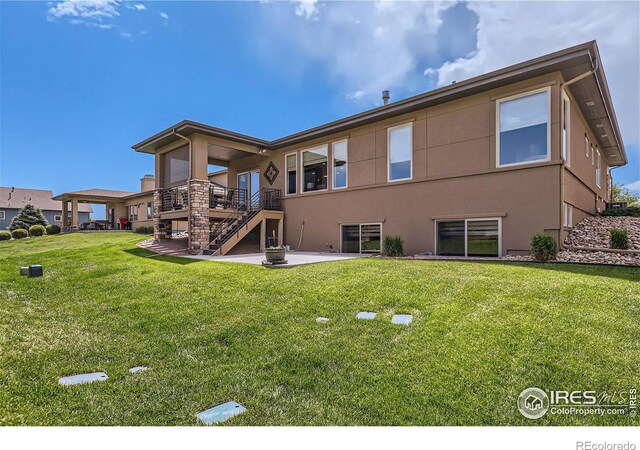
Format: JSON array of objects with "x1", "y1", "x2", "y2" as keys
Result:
[{"x1": 564, "y1": 216, "x2": 640, "y2": 250}]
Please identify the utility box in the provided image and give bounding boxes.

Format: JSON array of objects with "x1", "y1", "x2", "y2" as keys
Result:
[
  {"x1": 28, "y1": 265, "x2": 43, "y2": 277},
  {"x1": 20, "y1": 267, "x2": 29, "y2": 276}
]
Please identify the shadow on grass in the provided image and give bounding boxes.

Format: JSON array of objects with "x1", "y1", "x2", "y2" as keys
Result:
[
  {"x1": 421, "y1": 258, "x2": 640, "y2": 283},
  {"x1": 123, "y1": 248, "x2": 202, "y2": 266}
]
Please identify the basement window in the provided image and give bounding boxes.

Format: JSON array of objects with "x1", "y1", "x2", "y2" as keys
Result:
[
  {"x1": 436, "y1": 219, "x2": 501, "y2": 257},
  {"x1": 341, "y1": 223, "x2": 381, "y2": 254},
  {"x1": 563, "y1": 203, "x2": 573, "y2": 228},
  {"x1": 497, "y1": 88, "x2": 550, "y2": 167}
]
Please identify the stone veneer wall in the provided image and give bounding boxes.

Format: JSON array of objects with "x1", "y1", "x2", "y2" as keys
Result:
[
  {"x1": 153, "y1": 189, "x2": 172, "y2": 240},
  {"x1": 188, "y1": 179, "x2": 210, "y2": 253}
]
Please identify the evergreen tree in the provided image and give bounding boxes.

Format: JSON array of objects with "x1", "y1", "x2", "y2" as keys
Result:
[{"x1": 9, "y1": 204, "x2": 48, "y2": 231}]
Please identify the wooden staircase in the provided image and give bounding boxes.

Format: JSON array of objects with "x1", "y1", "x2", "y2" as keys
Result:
[{"x1": 202, "y1": 187, "x2": 282, "y2": 256}]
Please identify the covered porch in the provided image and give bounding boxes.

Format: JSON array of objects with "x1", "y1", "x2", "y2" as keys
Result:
[{"x1": 133, "y1": 123, "x2": 284, "y2": 254}]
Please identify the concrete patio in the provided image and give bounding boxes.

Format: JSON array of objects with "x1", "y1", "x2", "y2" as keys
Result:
[{"x1": 185, "y1": 251, "x2": 365, "y2": 267}]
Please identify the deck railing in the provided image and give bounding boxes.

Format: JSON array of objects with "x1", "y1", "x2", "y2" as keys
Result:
[
  {"x1": 160, "y1": 182, "x2": 281, "y2": 212},
  {"x1": 160, "y1": 185, "x2": 189, "y2": 212}
]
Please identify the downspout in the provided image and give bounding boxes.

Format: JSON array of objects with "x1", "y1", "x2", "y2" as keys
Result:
[{"x1": 173, "y1": 130, "x2": 192, "y2": 247}]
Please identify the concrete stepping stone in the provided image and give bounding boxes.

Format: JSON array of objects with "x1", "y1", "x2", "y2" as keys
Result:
[
  {"x1": 356, "y1": 311, "x2": 376, "y2": 320},
  {"x1": 392, "y1": 314, "x2": 413, "y2": 325},
  {"x1": 316, "y1": 317, "x2": 329, "y2": 323},
  {"x1": 59, "y1": 372, "x2": 108, "y2": 386},
  {"x1": 129, "y1": 366, "x2": 148, "y2": 374},
  {"x1": 197, "y1": 401, "x2": 246, "y2": 425}
]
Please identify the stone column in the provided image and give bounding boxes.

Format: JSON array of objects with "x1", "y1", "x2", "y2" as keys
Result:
[
  {"x1": 71, "y1": 199, "x2": 79, "y2": 228},
  {"x1": 153, "y1": 189, "x2": 172, "y2": 240},
  {"x1": 188, "y1": 179, "x2": 210, "y2": 253}
]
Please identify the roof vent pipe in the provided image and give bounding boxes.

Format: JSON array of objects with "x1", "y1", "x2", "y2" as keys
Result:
[{"x1": 382, "y1": 90, "x2": 390, "y2": 105}]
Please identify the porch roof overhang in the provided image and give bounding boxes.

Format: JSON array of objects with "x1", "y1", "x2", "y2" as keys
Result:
[
  {"x1": 52, "y1": 189, "x2": 143, "y2": 204},
  {"x1": 132, "y1": 41, "x2": 626, "y2": 166}
]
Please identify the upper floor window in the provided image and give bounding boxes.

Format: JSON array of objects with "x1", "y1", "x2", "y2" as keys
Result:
[
  {"x1": 388, "y1": 123, "x2": 412, "y2": 181},
  {"x1": 302, "y1": 145, "x2": 328, "y2": 192},
  {"x1": 585, "y1": 134, "x2": 589, "y2": 156},
  {"x1": 285, "y1": 153, "x2": 297, "y2": 195},
  {"x1": 161, "y1": 145, "x2": 189, "y2": 188},
  {"x1": 562, "y1": 92, "x2": 570, "y2": 166},
  {"x1": 591, "y1": 144, "x2": 595, "y2": 165},
  {"x1": 332, "y1": 140, "x2": 348, "y2": 189},
  {"x1": 497, "y1": 88, "x2": 549, "y2": 167},
  {"x1": 596, "y1": 150, "x2": 602, "y2": 188}
]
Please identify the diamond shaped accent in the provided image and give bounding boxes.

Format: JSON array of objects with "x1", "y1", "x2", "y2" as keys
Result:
[{"x1": 263, "y1": 161, "x2": 279, "y2": 186}]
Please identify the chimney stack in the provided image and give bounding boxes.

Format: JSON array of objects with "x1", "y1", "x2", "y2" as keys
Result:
[
  {"x1": 141, "y1": 174, "x2": 155, "y2": 192},
  {"x1": 382, "y1": 90, "x2": 390, "y2": 105}
]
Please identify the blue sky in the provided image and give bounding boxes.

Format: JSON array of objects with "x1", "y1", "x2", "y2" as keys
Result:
[{"x1": 1, "y1": 1, "x2": 638, "y2": 219}]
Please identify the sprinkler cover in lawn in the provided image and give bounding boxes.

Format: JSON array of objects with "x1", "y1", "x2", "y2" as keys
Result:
[
  {"x1": 392, "y1": 314, "x2": 413, "y2": 325},
  {"x1": 356, "y1": 311, "x2": 376, "y2": 320},
  {"x1": 28, "y1": 265, "x2": 43, "y2": 277},
  {"x1": 197, "y1": 401, "x2": 246, "y2": 424},
  {"x1": 59, "y1": 372, "x2": 108, "y2": 386}
]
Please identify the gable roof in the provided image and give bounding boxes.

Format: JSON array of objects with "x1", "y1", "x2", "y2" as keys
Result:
[
  {"x1": 132, "y1": 41, "x2": 626, "y2": 166},
  {"x1": 0, "y1": 187, "x2": 93, "y2": 212},
  {"x1": 51, "y1": 188, "x2": 137, "y2": 202}
]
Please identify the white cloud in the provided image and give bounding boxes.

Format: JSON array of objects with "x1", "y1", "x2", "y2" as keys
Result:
[
  {"x1": 626, "y1": 180, "x2": 640, "y2": 193},
  {"x1": 427, "y1": 1, "x2": 639, "y2": 145},
  {"x1": 258, "y1": 1, "x2": 454, "y2": 101},
  {"x1": 295, "y1": 0, "x2": 319, "y2": 20},
  {"x1": 127, "y1": 3, "x2": 146, "y2": 11},
  {"x1": 48, "y1": 0, "x2": 120, "y2": 21},
  {"x1": 160, "y1": 11, "x2": 169, "y2": 24},
  {"x1": 346, "y1": 90, "x2": 366, "y2": 101}
]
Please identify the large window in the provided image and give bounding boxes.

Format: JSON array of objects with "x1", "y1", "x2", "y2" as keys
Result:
[
  {"x1": 341, "y1": 223, "x2": 381, "y2": 253},
  {"x1": 147, "y1": 202, "x2": 153, "y2": 219},
  {"x1": 285, "y1": 153, "x2": 297, "y2": 195},
  {"x1": 437, "y1": 219, "x2": 500, "y2": 257},
  {"x1": 302, "y1": 146, "x2": 328, "y2": 192},
  {"x1": 596, "y1": 150, "x2": 601, "y2": 188},
  {"x1": 497, "y1": 88, "x2": 549, "y2": 167},
  {"x1": 332, "y1": 140, "x2": 348, "y2": 189},
  {"x1": 388, "y1": 123, "x2": 412, "y2": 181},
  {"x1": 562, "y1": 92, "x2": 570, "y2": 166},
  {"x1": 161, "y1": 145, "x2": 189, "y2": 187}
]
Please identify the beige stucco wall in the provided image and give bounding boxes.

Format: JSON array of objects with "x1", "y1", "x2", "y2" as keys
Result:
[{"x1": 221, "y1": 73, "x2": 568, "y2": 255}]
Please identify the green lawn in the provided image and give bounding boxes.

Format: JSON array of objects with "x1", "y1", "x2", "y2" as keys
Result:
[{"x1": 1, "y1": 233, "x2": 638, "y2": 426}]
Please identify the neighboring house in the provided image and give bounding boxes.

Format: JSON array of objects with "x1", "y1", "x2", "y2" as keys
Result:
[
  {"x1": 127, "y1": 41, "x2": 624, "y2": 256},
  {"x1": 0, "y1": 187, "x2": 92, "y2": 230},
  {"x1": 52, "y1": 175, "x2": 157, "y2": 231}
]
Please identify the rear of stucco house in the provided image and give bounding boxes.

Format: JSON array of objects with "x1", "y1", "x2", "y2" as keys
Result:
[{"x1": 132, "y1": 41, "x2": 625, "y2": 257}]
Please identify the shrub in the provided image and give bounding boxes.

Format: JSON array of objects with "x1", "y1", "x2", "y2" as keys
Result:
[
  {"x1": 530, "y1": 233, "x2": 558, "y2": 261},
  {"x1": 135, "y1": 226, "x2": 154, "y2": 235},
  {"x1": 11, "y1": 228, "x2": 28, "y2": 239},
  {"x1": 46, "y1": 224, "x2": 61, "y2": 235},
  {"x1": 29, "y1": 225, "x2": 46, "y2": 237},
  {"x1": 9, "y1": 203, "x2": 48, "y2": 231},
  {"x1": 609, "y1": 228, "x2": 631, "y2": 250},
  {"x1": 601, "y1": 206, "x2": 640, "y2": 217},
  {"x1": 383, "y1": 235, "x2": 405, "y2": 257},
  {"x1": 0, "y1": 231, "x2": 11, "y2": 241}
]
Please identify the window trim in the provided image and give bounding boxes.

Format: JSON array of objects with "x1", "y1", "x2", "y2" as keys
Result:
[
  {"x1": 387, "y1": 122, "x2": 413, "y2": 182},
  {"x1": 495, "y1": 86, "x2": 551, "y2": 169},
  {"x1": 0, "y1": 211, "x2": 6, "y2": 220},
  {"x1": 562, "y1": 91, "x2": 570, "y2": 167},
  {"x1": 434, "y1": 217, "x2": 503, "y2": 257},
  {"x1": 300, "y1": 144, "x2": 329, "y2": 194},
  {"x1": 331, "y1": 139, "x2": 348, "y2": 190},
  {"x1": 53, "y1": 214, "x2": 62, "y2": 222},
  {"x1": 591, "y1": 144, "x2": 595, "y2": 165},
  {"x1": 339, "y1": 222, "x2": 383, "y2": 254},
  {"x1": 284, "y1": 152, "x2": 298, "y2": 196},
  {"x1": 595, "y1": 149, "x2": 602, "y2": 188}
]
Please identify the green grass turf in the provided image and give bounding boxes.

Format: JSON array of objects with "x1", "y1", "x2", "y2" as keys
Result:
[{"x1": 1, "y1": 233, "x2": 638, "y2": 425}]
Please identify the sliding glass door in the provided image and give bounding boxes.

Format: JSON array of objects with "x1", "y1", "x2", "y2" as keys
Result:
[
  {"x1": 341, "y1": 223, "x2": 381, "y2": 254},
  {"x1": 238, "y1": 170, "x2": 260, "y2": 207},
  {"x1": 437, "y1": 219, "x2": 500, "y2": 257}
]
